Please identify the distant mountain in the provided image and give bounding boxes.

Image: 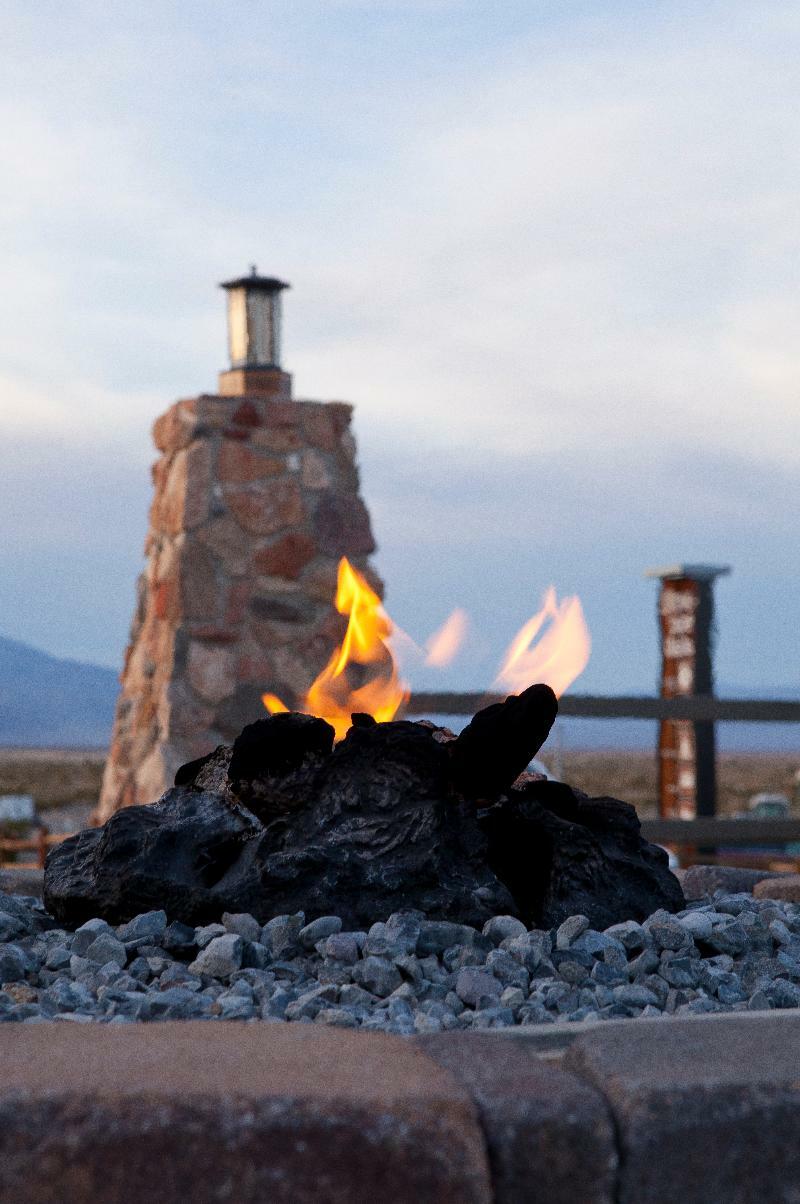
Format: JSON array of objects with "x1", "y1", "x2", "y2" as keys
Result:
[{"x1": 0, "y1": 635, "x2": 118, "y2": 747}]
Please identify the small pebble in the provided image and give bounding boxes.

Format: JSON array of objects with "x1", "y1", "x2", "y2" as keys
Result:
[
  {"x1": 221, "y1": 913, "x2": 262, "y2": 943},
  {"x1": 117, "y1": 911, "x2": 168, "y2": 945},
  {"x1": 188, "y1": 934, "x2": 243, "y2": 979},
  {"x1": 324, "y1": 933, "x2": 361, "y2": 965},
  {"x1": 483, "y1": 916, "x2": 527, "y2": 945},
  {"x1": 262, "y1": 913, "x2": 304, "y2": 956},
  {"x1": 351, "y1": 956, "x2": 402, "y2": 998},
  {"x1": 194, "y1": 923, "x2": 226, "y2": 949},
  {"x1": 299, "y1": 916, "x2": 342, "y2": 950},
  {"x1": 556, "y1": 915, "x2": 590, "y2": 950},
  {"x1": 455, "y1": 967, "x2": 502, "y2": 1008},
  {"x1": 81, "y1": 934, "x2": 125, "y2": 967}
]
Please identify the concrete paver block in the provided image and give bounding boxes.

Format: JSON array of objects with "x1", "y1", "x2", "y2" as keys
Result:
[
  {"x1": 0, "y1": 1023, "x2": 491, "y2": 1204},
  {"x1": 418, "y1": 1032, "x2": 617, "y2": 1203},
  {"x1": 566, "y1": 1012, "x2": 800, "y2": 1204}
]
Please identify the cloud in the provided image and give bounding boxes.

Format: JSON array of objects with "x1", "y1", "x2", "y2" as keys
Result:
[{"x1": 289, "y1": 4, "x2": 800, "y2": 473}]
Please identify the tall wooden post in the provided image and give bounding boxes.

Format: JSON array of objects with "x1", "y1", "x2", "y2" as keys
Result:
[{"x1": 645, "y1": 564, "x2": 730, "y2": 819}]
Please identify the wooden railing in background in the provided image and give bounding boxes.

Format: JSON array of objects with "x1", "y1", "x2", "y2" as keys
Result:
[
  {"x1": 0, "y1": 829, "x2": 71, "y2": 870},
  {"x1": 642, "y1": 817, "x2": 800, "y2": 872},
  {"x1": 405, "y1": 692, "x2": 800, "y2": 724},
  {"x1": 641, "y1": 817, "x2": 800, "y2": 846}
]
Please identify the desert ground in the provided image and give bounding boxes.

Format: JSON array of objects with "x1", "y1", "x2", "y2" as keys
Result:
[
  {"x1": 559, "y1": 750, "x2": 800, "y2": 818},
  {"x1": 0, "y1": 746, "x2": 797, "y2": 823},
  {"x1": 0, "y1": 747, "x2": 106, "y2": 811}
]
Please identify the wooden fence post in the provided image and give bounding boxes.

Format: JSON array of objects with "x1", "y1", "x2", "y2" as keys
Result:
[{"x1": 645, "y1": 564, "x2": 730, "y2": 820}]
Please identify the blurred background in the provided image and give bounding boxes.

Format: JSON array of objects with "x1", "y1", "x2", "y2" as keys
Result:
[{"x1": 0, "y1": 1, "x2": 798, "y2": 838}]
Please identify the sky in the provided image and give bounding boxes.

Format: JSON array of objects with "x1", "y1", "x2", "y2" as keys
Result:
[{"x1": 1, "y1": 0, "x2": 799, "y2": 711}]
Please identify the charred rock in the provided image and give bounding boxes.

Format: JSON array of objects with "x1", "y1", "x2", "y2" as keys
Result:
[
  {"x1": 450, "y1": 683, "x2": 558, "y2": 798},
  {"x1": 44, "y1": 693, "x2": 684, "y2": 931}
]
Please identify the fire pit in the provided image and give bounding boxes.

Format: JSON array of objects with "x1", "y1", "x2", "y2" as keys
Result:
[
  {"x1": 43, "y1": 551, "x2": 683, "y2": 983},
  {"x1": 43, "y1": 684, "x2": 683, "y2": 932}
]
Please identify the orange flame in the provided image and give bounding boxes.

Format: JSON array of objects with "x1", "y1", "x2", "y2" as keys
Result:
[
  {"x1": 263, "y1": 557, "x2": 408, "y2": 741},
  {"x1": 424, "y1": 608, "x2": 469, "y2": 667},
  {"x1": 493, "y1": 586, "x2": 591, "y2": 699}
]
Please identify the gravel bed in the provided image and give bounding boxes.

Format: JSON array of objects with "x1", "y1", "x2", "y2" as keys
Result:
[{"x1": 2, "y1": 891, "x2": 800, "y2": 1031}]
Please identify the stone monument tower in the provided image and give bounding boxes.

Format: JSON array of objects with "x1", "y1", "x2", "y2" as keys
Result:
[{"x1": 97, "y1": 270, "x2": 380, "y2": 820}]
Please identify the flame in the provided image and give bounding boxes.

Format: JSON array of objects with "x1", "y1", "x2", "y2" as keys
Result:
[
  {"x1": 424, "y1": 608, "x2": 469, "y2": 667},
  {"x1": 493, "y1": 586, "x2": 591, "y2": 698},
  {"x1": 263, "y1": 557, "x2": 408, "y2": 741},
  {"x1": 387, "y1": 609, "x2": 469, "y2": 672}
]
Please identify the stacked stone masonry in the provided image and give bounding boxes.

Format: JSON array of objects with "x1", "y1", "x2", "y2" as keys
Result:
[{"x1": 98, "y1": 387, "x2": 380, "y2": 821}]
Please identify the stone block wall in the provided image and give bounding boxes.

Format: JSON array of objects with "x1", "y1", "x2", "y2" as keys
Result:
[{"x1": 97, "y1": 386, "x2": 380, "y2": 821}]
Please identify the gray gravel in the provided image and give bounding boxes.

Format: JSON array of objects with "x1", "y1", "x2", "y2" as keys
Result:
[{"x1": 2, "y1": 890, "x2": 800, "y2": 1032}]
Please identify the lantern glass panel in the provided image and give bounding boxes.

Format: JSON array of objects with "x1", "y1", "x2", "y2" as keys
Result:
[
  {"x1": 227, "y1": 287, "x2": 249, "y2": 367},
  {"x1": 246, "y1": 291, "x2": 277, "y2": 366}
]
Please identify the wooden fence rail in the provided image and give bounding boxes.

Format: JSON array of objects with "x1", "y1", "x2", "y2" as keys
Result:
[
  {"x1": 405, "y1": 693, "x2": 800, "y2": 723},
  {"x1": 641, "y1": 818, "x2": 800, "y2": 846},
  {"x1": 0, "y1": 830, "x2": 70, "y2": 870},
  {"x1": 640, "y1": 817, "x2": 800, "y2": 873}
]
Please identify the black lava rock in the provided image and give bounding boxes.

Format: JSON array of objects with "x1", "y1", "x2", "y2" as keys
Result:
[
  {"x1": 44, "y1": 694, "x2": 684, "y2": 930},
  {"x1": 480, "y1": 780, "x2": 685, "y2": 930},
  {"x1": 228, "y1": 713, "x2": 335, "y2": 782},
  {"x1": 225, "y1": 713, "x2": 335, "y2": 822},
  {"x1": 43, "y1": 789, "x2": 265, "y2": 928},
  {"x1": 450, "y1": 683, "x2": 558, "y2": 798},
  {"x1": 45, "y1": 717, "x2": 515, "y2": 930}
]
